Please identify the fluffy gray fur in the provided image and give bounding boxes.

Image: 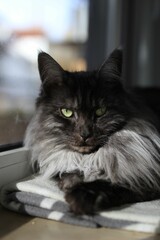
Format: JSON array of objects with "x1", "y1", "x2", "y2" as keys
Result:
[{"x1": 25, "y1": 108, "x2": 160, "y2": 193}]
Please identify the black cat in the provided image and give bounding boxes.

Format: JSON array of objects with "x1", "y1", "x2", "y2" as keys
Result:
[{"x1": 25, "y1": 49, "x2": 160, "y2": 214}]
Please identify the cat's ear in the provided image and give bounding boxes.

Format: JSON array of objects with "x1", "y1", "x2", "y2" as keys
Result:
[
  {"x1": 38, "y1": 52, "x2": 64, "y2": 85},
  {"x1": 98, "y1": 49, "x2": 122, "y2": 77}
]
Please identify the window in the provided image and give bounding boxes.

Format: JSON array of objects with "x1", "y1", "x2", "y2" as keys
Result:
[
  {"x1": 0, "y1": 0, "x2": 89, "y2": 149},
  {"x1": 1, "y1": 0, "x2": 160, "y2": 151}
]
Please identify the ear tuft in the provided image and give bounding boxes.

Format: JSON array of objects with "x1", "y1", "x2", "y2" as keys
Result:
[
  {"x1": 38, "y1": 51, "x2": 63, "y2": 84},
  {"x1": 99, "y1": 49, "x2": 122, "y2": 78}
]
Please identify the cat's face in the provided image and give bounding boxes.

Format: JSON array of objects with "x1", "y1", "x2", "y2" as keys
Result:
[{"x1": 36, "y1": 50, "x2": 129, "y2": 154}]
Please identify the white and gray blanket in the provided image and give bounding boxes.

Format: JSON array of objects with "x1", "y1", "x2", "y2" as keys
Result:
[{"x1": 1, "y1": 175, "x2": 160, "y2": 233}]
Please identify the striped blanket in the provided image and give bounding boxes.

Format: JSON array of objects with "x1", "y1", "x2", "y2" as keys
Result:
[{"x1": 1, "y1": 175, "x2": 160, "y2": 233}]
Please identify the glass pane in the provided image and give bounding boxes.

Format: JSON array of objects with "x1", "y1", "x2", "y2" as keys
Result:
[{"x1": 0, "y1": 0, "x2": 89, "y2": 146}]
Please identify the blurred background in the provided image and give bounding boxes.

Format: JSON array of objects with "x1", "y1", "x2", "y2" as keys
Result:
[{"x1": 0, "y1": 0, "x2": 160, "y2": 149}]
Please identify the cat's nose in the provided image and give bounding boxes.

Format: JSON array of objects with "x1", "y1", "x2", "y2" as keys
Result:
[
  {"x1": 80, "y1": 133, "x2": 91, "y2": 142},
  {"x1": 80, "y1": 130, "x2": 92, "y2": 142}
]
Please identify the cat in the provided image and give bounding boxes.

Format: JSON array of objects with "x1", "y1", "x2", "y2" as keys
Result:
[{"x1": 25, "y1": 49, "x2": 160, "y2": 214}]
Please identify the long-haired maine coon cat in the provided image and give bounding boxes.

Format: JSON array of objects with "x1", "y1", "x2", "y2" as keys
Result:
[{"x1": 25, "y1": 49, "x2": 160, "y2": 214}]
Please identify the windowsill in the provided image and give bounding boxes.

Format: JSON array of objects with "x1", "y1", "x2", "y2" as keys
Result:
[{"x1": 0, "y1": 147, "x2": 32, "y2": 189}]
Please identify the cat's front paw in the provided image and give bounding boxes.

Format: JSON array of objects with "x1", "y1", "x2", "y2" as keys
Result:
[
  {"x1": 57, "y1": 172, "x2": 83, "y2": 192},
  {"x1": 65, "y1": 182, "x2": 109, "y2": 215}
]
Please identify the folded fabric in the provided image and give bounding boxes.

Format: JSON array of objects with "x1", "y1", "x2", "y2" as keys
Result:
[{"x1": 1, "y1": 175, "x2": 160, "y2": 233}]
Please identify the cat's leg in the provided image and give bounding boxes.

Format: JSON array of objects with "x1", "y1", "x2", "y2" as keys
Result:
[
  {"x1": 65, "y1": 180, "x2": 160, "y2": 215},
  {"x1": 55, "y1": 171, "x2": 84, "y2": 192}
]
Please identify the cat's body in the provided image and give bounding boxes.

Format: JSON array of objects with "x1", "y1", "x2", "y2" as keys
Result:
[{"x1": 25, "y1": 49, "x2": 160, "y2": 214}]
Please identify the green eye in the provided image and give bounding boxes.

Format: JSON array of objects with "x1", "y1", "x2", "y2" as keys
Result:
[
  {"x1": 95, "y1": 106, "x2": 106, "y2": 117},
  {"x1": 61, "y1": 108, "x2": 73, "y2": 118}
]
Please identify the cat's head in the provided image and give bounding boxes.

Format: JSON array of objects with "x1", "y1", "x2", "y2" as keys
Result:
[{"x1": 36, "y1": 49, "x2": 129, "y2": 154}]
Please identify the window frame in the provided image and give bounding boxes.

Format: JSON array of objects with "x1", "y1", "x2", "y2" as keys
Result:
[
  {"x1": 0, "y1": 147, "x2": 31, "y2": 189},
  {"x1": 0, "y1": 142, "x2": 23, "y2": 153}
]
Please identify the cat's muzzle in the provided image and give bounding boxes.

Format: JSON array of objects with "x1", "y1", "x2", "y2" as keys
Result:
[{"x1": 70, "y1": 145, "x2": 97, "y2": 154}]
